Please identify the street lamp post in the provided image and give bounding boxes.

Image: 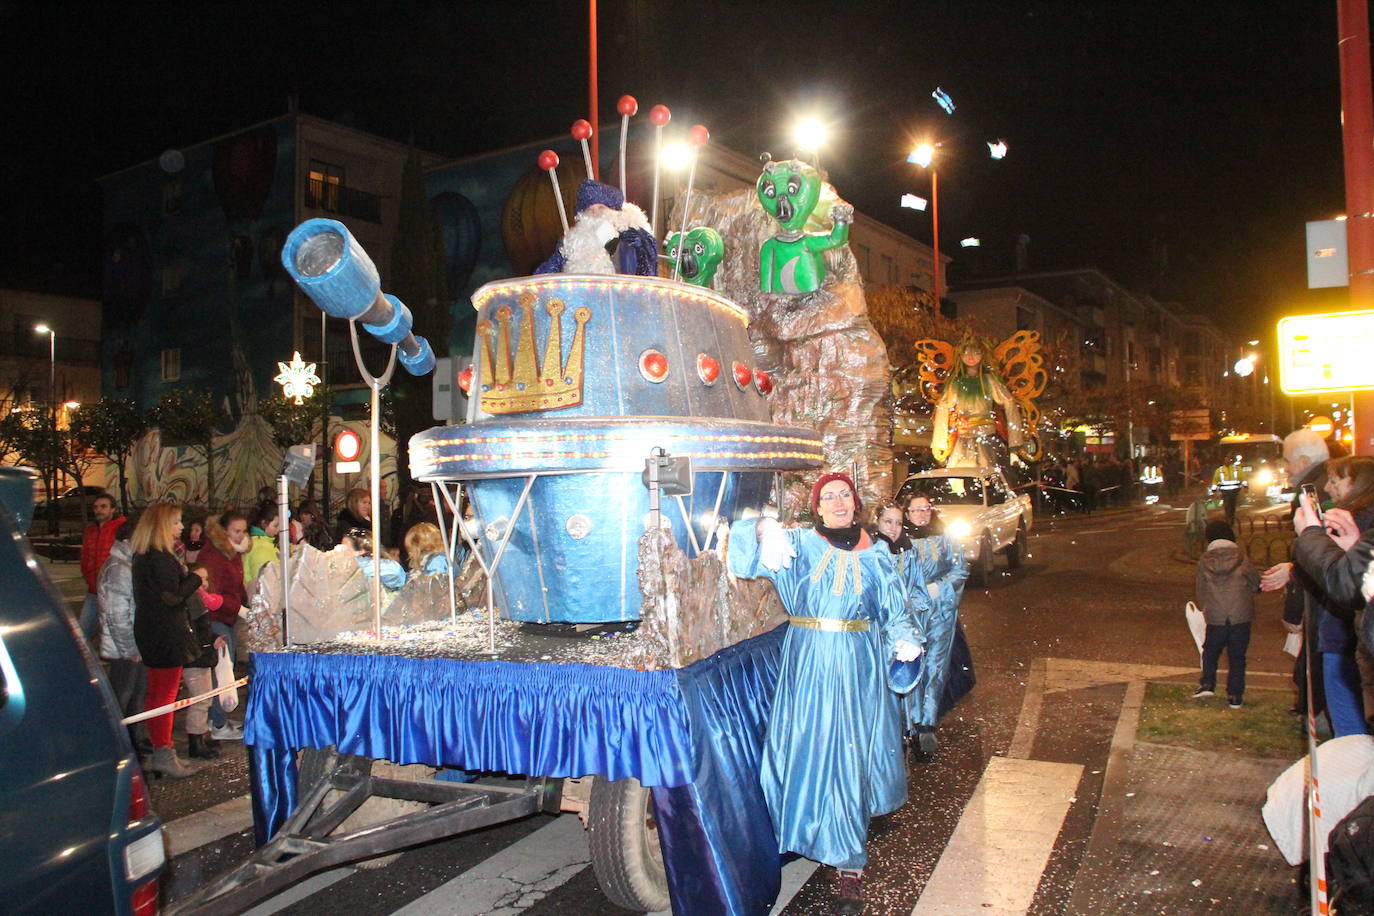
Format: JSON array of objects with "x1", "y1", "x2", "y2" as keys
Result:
[
  {"x1": 909, "y1": 144, "x2": 942, "y2": 305},
  {"x1": 33, "y1": 323, "x2": 54, "y2": 416}
]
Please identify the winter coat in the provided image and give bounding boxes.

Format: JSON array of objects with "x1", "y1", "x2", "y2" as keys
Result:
[
  {"x1": 199, "y1": 527, "x2": 249, "y2": 627},
  {"x1": 243, "y1": 527, "x2": 279, "y2": 586},
  {"x1": 96, "y1": 540, "x2": 137, "y2": 660},
  {"x1": 1294, "y1": 524, "x2": 1374, "y2": 617},
  {"x1": 132, "y1": 548, "x2": 202, "y2": 669},
  {"x1": 184, "y1": 588, "x2": 223, "y2": 669},
  {"x1": 81, "y1": 515, "x2": 127, "y2": 594},
  {"x1": 1195, "y1": 539, "x2": 1260, "y2": 626},
  {"x1": 334, "y1": 507, "x2": 372, "y2": 545}
]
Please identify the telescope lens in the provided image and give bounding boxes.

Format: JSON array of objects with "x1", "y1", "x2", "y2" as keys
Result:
[{"x1": 295, "y1": 230, "x2": 344, "y2": 277}]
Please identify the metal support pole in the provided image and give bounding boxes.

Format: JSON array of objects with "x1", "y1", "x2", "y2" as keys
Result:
[
  {"x1": 1339, "y1": 0, "x2": 1374, "y2": 454},
  {"x1": 931, "y1": 170, "x2": 942, "y2": 306},
  {"x1": 348, "y1": 320, "x2": 398, "y2": 637},
  {"x1": 278, "y1": 474, "x2": 292, "y2": 646}
]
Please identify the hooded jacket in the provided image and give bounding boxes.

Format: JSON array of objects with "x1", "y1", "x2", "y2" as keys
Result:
[
  {"x1": 199, "y1": 522, "x2": 249, "y2": 627},
  {"x1": 1195, "y1": 539, "x2": 1260, "y2": 625},
  {"x1": 97, "y1": 540, "x2": 137, "y2": 659}
]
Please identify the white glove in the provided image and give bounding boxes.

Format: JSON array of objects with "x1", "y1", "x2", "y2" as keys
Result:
[
  {"x1": 926, "y1": 582, "x2": 941, "y2": 600},
  {"x1": 893, "y1": 639, "x2": 922, "y2": 662},
  {"x1": 756, "y1": 518, "x2": 796, "y2": 572}
]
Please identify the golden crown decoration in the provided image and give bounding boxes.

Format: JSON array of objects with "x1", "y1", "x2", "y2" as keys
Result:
[{"x1": 476, "y1": 293, "x2": 591, "y2": 415}]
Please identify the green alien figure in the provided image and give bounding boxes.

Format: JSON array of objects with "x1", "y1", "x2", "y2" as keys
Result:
[
  {"x1": 665, "y1": 226, "x2": 726, "y2": 288},
  {"x1": 756, "y1": 155, "x2": 853, "y2": 294}
]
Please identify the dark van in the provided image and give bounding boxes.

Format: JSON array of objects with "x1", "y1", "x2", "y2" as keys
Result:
[{"x1": 0, "y1": 467, "x2": 165, "y2": 914}]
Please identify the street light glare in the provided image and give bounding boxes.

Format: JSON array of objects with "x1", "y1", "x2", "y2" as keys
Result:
[
  {"x1": 900, "y1": 193, "x2": 928, "y2": 211},
  {"x1": 33, "y1": 324, "x2": 50, "y2": 334},
  {"x1": 960, "y1": 237, "x2": 981, "y2": 248},
  {"x1": 987, "y1": 139, "x2": 1008, "y2": 160},
  {"x1": 660, "y1": 141, "x2": 691, "y2": 171},
  {"x1": 908, "y1": 144, "x2": 935, "y2": 168},
  {"x1": 792, "y1": 118, "x2": 827, "y2": 151}
]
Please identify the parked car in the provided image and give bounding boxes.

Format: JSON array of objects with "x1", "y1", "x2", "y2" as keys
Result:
[
  {"x1": 896, "y1": 465, "x2": 1034, "y2": 586},
  {"x1": 35, "y1": 484, "x2": 109, "y2": 520},
  {"x1": 0, "y1": 467, "x2": 164, "y2": 914}
]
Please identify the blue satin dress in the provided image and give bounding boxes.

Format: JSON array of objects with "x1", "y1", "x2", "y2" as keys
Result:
[
  {"x1": 728, "y1": 520, "x2": 920, "y2": 869},
  {"x1": 897, "y1": 535, "x2": 969, "y2": 730}
]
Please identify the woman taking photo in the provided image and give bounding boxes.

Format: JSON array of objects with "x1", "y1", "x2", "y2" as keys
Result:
[{"x1": 132, "y1": 503, "x2": 202, "y2": 778}]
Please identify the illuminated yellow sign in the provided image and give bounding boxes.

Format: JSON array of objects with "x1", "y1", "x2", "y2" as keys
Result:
[{"x1": 1278, "y1": 309, "x2": 1374, "y2": 394}]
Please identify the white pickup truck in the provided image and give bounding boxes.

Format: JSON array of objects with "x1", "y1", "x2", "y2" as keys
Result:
[{"x1": 896, "y1": 465, "x2": 1033, "y2": 586}]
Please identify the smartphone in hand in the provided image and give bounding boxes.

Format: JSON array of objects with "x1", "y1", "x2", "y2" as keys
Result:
[{"x1": 1301, "y1": 483, "x2": 1324, "y2": 521}]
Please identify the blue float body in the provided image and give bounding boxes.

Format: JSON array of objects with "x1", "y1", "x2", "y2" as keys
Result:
[{"x1": 411, "y1": 275, "x2": 823, "y2": 624}]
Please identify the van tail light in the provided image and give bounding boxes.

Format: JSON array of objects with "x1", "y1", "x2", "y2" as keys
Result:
[
  {"x1": 129, "y1": 766, "x2": 150, "y2": 821},
  {"x1": 131, "y1": 877, "x2": 159, "y2": 916}
]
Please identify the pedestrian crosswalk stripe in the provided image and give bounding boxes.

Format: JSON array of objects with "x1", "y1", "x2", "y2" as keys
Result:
[
  {"x1": 165, "y1": 793, "x2": 254, "y2": 857},
  {"x1": 395, "y1": 814, "x2": 589, "y2": 915},
  {"x1": 911, "y1": 756, "x2": 1083, "y2": 915}
]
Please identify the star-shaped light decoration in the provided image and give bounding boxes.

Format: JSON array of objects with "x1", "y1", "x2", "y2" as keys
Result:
[{"x1": 274, "y1": 351, "x2": 321, "y2": 405}]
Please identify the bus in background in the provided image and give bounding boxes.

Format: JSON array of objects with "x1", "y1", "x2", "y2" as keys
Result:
[{"x1": 1217, "y1": 433, "x2": 1287, "y2": 500}]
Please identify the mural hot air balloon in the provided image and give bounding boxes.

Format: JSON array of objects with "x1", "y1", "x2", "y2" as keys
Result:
[
  {"x1": 429, "y1": 191, "x2": 482, "y2": 298},
  {"x1": 500, "y1": 158, "x2": 585, "y2": 277},
  {"x1": 212, "y1": 124, "x2": 277, "y2": 223},
  {"x1": 103, "y1": 223, "x2": 154, "y2": 326}
]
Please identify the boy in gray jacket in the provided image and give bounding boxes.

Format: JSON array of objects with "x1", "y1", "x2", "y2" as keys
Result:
[{"x1": 1194, "y1": 520, "x2": 1261, "y2": 707}]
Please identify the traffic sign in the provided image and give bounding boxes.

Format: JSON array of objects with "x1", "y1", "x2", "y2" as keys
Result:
[
  {"x1": 1278, "y1": 309, "x2": 1374, "y2": 394},
  {"x1": 334, "y1": 429, "x2": 362, "y2": 473}
]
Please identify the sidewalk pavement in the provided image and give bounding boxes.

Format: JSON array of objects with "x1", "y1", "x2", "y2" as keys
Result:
[{"x1": 37, "y1": 553, "x2": 89, "y2": 618}]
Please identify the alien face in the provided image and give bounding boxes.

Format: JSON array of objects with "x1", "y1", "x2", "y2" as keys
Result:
[
  {"x1": 665, "y1": 226, "x2": 725, "y2": 287},
  {"x1": 756, "y1": 159, "x2": 822, "y2": 232}
]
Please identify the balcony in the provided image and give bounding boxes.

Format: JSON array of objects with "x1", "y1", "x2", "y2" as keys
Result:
[{"x1": 303, "y1": 178, "x2": 382, "y2": 224}]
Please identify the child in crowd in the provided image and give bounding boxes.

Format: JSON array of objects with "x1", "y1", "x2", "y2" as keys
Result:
[
  {"x1": 344, "y1": 528, "x2": 407, "y2": 591},
  {"x1": 1193, "y1": 520, "x2": 1261, "y2": 708},
  {"x1": 182, "y1": 563, "x2": 228, "y2": 759},
  {"x1": 405, "y1": 522, "x2": 450, "y2": 576}
]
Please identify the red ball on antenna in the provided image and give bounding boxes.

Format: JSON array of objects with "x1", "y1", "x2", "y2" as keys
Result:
[
  {"x1": 538, "y1": 149, "x2": 559, "y2": 171},
  {"x1": 649, "y1": 104, "x2": 671, "y2": 126},
  {"x1": 688, "y1": 124, "x2": 710, "y2": 146},
  {"x1": 617, "y1": 95, "x2": 638, "y2": 116},
  {"x1": 571, "y1": 119, "x2": 593, "y2": 140}
]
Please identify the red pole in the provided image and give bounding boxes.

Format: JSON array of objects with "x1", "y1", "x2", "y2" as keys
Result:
[
  {"x1": 931, "y1": 169, "x2": 942, "y2": 306},
  {"x1": 588, "y1": 0, "x2": 599, "y2": 181},
  {"x1": 1339, "y1": 0, "x2": 1374, "y2": 453}
]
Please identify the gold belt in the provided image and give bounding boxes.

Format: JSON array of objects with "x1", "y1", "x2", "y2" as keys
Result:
[{"x1": 788, "y1": 615, "x2": 869, "y2": 633}]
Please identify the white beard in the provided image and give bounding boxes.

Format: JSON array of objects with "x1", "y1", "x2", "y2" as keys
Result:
[{"x1": 561, "y1": 213, "x2": 618, "y2": 275}]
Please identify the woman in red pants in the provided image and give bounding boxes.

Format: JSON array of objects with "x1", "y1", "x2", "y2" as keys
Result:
[{"x1": 131, "y1": 503, "x2": 202, "y2": 778}]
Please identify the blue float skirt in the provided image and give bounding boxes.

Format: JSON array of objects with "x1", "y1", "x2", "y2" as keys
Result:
[{"x1": 246, "y1": 626, "x2": 786, "y2": 915}]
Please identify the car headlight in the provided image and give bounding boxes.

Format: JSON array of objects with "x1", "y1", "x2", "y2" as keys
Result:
[
  {"x1": 1254, "y1": 469, "x2": 1273, "y2": 486},
  {"x1": 947, "y1": 519, "x2": 973, "y2": 539}
]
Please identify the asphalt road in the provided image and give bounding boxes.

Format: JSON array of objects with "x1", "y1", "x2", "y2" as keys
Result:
[{"x1": 124, "y1": 498, "x2": 1297, "y2": 915}]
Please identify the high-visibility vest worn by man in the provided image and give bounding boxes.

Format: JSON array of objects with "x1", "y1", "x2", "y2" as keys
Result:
[{"x1": 1212, "y1": 460, "x2": 1245, "y2": 491}]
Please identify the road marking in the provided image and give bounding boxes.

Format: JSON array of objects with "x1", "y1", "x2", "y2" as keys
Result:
[
  {"x1": 648, "y1": 854, "x2": 819, "y2": 916},
  {"x1": 1008, "y1": 657, "x2": 1047, "y2": 759},
  {"x1": 396, "y1": 814, "x2": 589, "y2": 915},
  {"x1": 1044, "y1": 658, "x2": 1196, "y2": 692},
  {"x1": 911, "y1": 756, "x2": 1083, "y2": 915},
  {"x1": 165, "y1": 794, "x2": 255, "y2": 857},
  {"x1": 241, "y1": 867, "x2": 356, "y2": 915},
  {"x1": 1064, "y1": 680, "x2": 1145, "y2": 915}
]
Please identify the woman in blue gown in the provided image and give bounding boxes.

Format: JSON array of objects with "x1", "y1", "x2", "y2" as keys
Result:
[
  {"x1": 728, "y1": 472, "x2": 924, "y2": 913},
  {"x1": 898, "y1": 492, "x2": 972, "y2": 758}
]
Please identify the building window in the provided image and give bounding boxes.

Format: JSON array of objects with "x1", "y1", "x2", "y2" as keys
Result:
[
  {"x1": 854, "y1": 243, "x2": 871, "y2": 280},
  {"x1": 163, "y1": 179, "x2": 183, "y2": 215},
  {"x1": 161, "y1": 348, "x2": 181, "y2": 382},
  {"x1": 306, "y1": 160, "x2": 345, "y2": 212},
  {"x1": 881, "y1": 254, "x2": 895, "y2": 284},
  {"x1": 161, "y1": 263, "x2": 183, "y2": 296}
]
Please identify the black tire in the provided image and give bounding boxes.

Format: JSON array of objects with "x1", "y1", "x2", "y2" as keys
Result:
[
  {"x1": 587, "y1": 776, "x2": 670, "y2": 912},
  {"x1": 1005, "y1": 525, "x2": 1026, "y2": 569},
  {"x1": 969, "y1": 533, "x2": 994, "y2": 587}
]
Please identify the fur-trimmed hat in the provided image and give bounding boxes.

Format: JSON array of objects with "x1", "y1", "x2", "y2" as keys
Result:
[
  {"x1": 575, "y1": 179, "x2": 624, "y2": 213},
  {"x1": 810, "y1": 471, "x2": 861, "y2": 516}
]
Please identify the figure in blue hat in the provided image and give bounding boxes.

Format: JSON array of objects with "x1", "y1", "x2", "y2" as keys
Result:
[{"x1": 535, "y1": 179, "x2": 659, "y2": 276}]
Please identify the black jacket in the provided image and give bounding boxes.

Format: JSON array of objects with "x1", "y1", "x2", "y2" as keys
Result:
[
  {"x1": 132, "y1": 548, "x2": 202, "y2": 668},
  {"x1": 1293, "y1": 525, "x2": 1374, "y2": 620}
]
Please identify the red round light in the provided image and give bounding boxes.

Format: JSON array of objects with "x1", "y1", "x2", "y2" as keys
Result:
[
  {"x1": 753, "y1": 369, "x2": 773, "y2": 395},
  {"x1": 697, "y1": 354, "x2": 720, "y2": 385},
  {"x1": 732, "y1": 361, "x2": 751, "y2": 389},
  {"x1": 639, "y1": 349, "x2": 669, "y2": 383},
  {"x1": 334, "y1": 429, "x2": 362, "y2": 462},
  {"x1": 617, "y1": 95, "x2": 639, "y2": 116},
  {"x1": 688, "y1": 124, "x2": 710, "y2": 146},
  {"x1": 458, "y1": 365, "x2": 474, "y2": 394},
  {"x1": 571, "y1": 119, "x2": 593, "y2": 140},
  {"x1": 649, "y1": 104, "x2": 671, "y2": 126},
  {"x1": 538, "y1": 149, "x2": 559, "y2": 171}
]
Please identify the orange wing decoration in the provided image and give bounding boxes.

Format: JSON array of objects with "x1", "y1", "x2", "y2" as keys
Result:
[
  {"x1": 994, "y1": 330, "x2": 1048, "y2": 458},
  {"x1": 913, "y1": 338, "x2": 957, "y2": 404}
]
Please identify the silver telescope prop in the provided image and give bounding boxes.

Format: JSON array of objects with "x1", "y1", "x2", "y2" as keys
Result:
[{"x1": 280, "y1": 218, "x2": 436, "y2": 376}]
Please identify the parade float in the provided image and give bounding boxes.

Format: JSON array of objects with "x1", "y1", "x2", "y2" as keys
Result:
[{"x1": 177, "y1": 97, "x2": 921, "y2": 916}]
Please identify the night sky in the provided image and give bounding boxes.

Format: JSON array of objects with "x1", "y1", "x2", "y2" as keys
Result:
[{"x1": 0, "y1": 1, "x2": 1355, "y2": 337}]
